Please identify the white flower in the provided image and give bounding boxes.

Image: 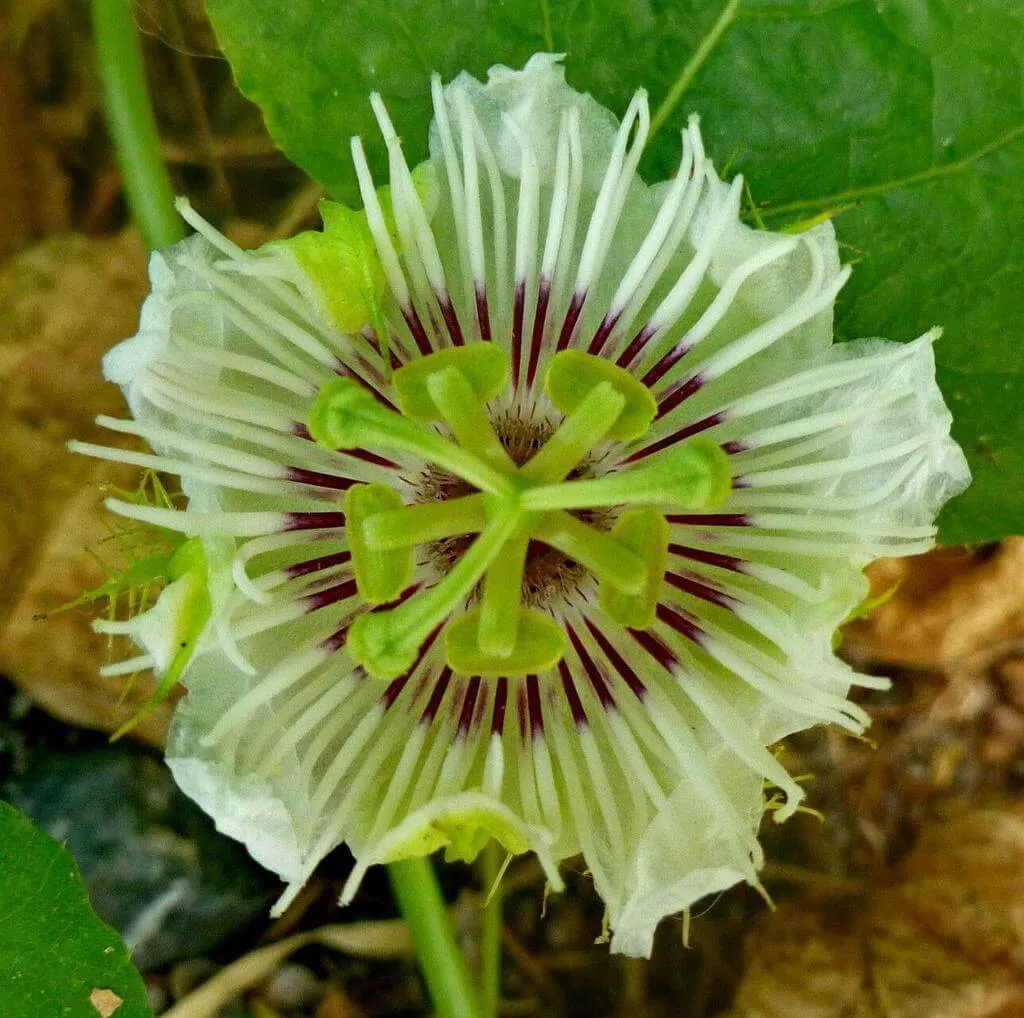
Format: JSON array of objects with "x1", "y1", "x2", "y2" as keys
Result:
[{"x1": 76, "y1": 53, "x2": 969, "y2": 956}]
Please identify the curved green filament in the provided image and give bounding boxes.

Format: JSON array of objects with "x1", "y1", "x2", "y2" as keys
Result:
[
  {"x1": 520, "y1": 382, "x2": 626, "y2": 484},
  {"x1": 520, "y1": 440, "x2": 731, "y2": 513},
  {"x1": 533, "y1": 512, "x2": 647, "y2": 594},
  {"x1": 348, "y1": 507, "x2": 521, "y2": 679},
  {"x1": 365, "y1": 494, "x2": 488, "y2": 551},
  {"x1": 310, "y1": 378, "x2": 515, "y2": 496},
  {"x1": 426, "y1": 367, "x2": 515, "y2": 471},
  {"x1": 346, "y1": 483, "x2": 415, "y2": 603}
]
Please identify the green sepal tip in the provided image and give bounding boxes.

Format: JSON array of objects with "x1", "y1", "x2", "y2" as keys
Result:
[
  {"x1": 394, "y1": 344, "x2": 509, "y2": 421},
  {"x1": 345, "y1": 483, "x2": 415, "y2": 604},
  {"x1": 445, "y1": 608, "x2": 566, "y2": 677},
  {"x1": 599, "y1": 508, "x2": 669, "y2": 629},
  {"x1": 545, "y1": 349, "x2": 657, "y2": 442}
]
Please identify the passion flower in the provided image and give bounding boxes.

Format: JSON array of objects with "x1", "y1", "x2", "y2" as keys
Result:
[{"x1": 74, "y1": 54, "x2": 969, "y2": 956}]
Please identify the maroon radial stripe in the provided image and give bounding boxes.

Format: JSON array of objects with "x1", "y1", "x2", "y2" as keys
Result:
[
  {"x1": 664, "y1": 571, "x2": 736, "y2": 610},
  {"x1": 421, "y1": 666, "x2": 453, "y2": 723},
  {"x1": 667, "y1": 512, "x2": 750, "y2": 527},
  {"x1": 668, "y1": 543, "x2": 745, "y2": 573},
  {"x1": 475, "y1": 287, "x2": 492, "y2": 343},
  {"x1": 457, "y1": 675, "x2": 483, "y2": 735},
  {"x1": 345, "y1": 447, "x2": 401, "y2": 470},
  {"x1": 439, "y1": 294, "x2": 466, "y2": 347},
  {"x1": 510, "y1": 280, "x2": 526, "y2": 388},
  {"x1": 287, "y1": 549, "x2": 352, "y2": 579},
  {"x1": 285, "y1": 511, "x2": 346, "y2": 531},
  {"x1": 402, "y1": 305, "x2": 434, "y2": 356},
  {"x1": 286, "y1": 467, "x2": 357, "y2": 491},
  {"x1": 656, "y1": 373, "x2": 705, "y2": 419},
  {"x1": 642, "y1": 340, "x2": 692, "y2": 388},
  {"x1": 491, "y1": 676, "x2": 509, "y2": 735},
  {"x1": 566, "y1": 625, "x2": 616, "y2": 711},
  {"x1": 526, "y1": 674, "x2": 544, "y2": 737},
  {"x1": 557, "y1": 660, "x2": 588, "y2": 727},
  {"x1": 292, "y1": 422, "x2": 313, "y2": 441},
  {"x1": 587, "y1": 308, "x2": 621, "y2": 357},
  {"x1": 626, "y1": 411, "x2": 726, "y2": 464},
  {"x1": 616, "y1": 322, "x2": 656, "y2": 370},
  {"x1": 525, "y1": 277, "x2": 552, "y2": 389},
  {"x1": 555, "y1": 291, "x2": 585, "y2": 353},
  {"x1": 583, "y1": 618, "x2": 647, "y2": 700},
  {"x1": 304, "y1": 577, "x2": 359, "y2": 612},
  {"x1": 655, "y1": 602, "x2": 705, "y2": 645},
  {"x1": 723, "y1": 440, "x2": 746, "y2": 455},
  {"x1": 517, "y1": 685, "x2": 529, "y2": 741},
  {"x1": 627, "y1": 626, "x2": 678, "y2": 672},
  {"x1": 382, "y1": 670, "x2": 414, "y2": 710}
]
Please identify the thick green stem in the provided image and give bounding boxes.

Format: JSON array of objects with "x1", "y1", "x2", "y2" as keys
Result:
[
  {"x1": 389, "y1": 857, "x2": 481, "y2": 1018},
  {"x1": 92, "y1": 0, "x2": 184, "y2": 251}
]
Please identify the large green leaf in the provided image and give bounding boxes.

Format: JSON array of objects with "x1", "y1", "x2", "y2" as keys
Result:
[
  {"x1": 206, "y1": 0, "x2": 1023, "y2": 544},
  {"x1": 0, "y1": 801, "x2": 152, "y2": 1018}
]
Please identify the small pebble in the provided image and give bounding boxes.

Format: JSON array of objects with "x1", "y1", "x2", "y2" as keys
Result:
[{"x1": 265, "y1": 962, "x2": 324, "y2": 1011}]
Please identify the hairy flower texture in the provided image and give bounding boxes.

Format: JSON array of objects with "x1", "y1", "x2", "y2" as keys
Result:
[{"x1": 75, "y1": 55, "x2": 969, "y2": 955}]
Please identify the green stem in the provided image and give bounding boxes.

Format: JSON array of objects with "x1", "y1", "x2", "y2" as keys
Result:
[
  {"x1": 92, "y1": 0, "x2": 184, "y2": 251},
  {"x1": 479, "y1": 841, "x2": 504, "y2": 1018},
  {"x1": 389, "y1": 857, "x2": 481, "y2": 1018}
]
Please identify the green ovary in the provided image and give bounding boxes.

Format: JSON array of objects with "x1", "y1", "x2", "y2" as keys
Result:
[{"x1": 310, "y1": 348, "x2": 731, "y2": 680}]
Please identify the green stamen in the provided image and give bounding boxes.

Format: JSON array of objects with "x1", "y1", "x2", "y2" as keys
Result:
[
  {"x1": 545, "y1": 350, "x2": 657, "y2": 441},
  {"x1": 519, "y1": 381, "x2": 626, "y2": 483},
  {"x1": 348, "y1": 507, "x2": 521, "y2": 680},
  {"x1": 532, "y1": 512, "x2": 647, "y2": 594},
  {"x1": 310, "y1": 378, "x2": 515, "y2": 496},
  {"x1": 599, "y1": 508, "x2": 670, "y2": 629},
  {"x1": 478, "y1": 534, "x2": 529, "y2": 657},
  {"x1": 520, "y1": 440, "x2": 731, "y2": 512},
  {"x1": 446, "y1": 608, "x2": 566, "y2": 677},
  {"x1": 395, "y1": 346, "x2": 514, "y2": 470},
  {"x1": 364, "y1": 494, "x2": 488, "y2": 551},
  {"x1": 345, "y1": 484, "x2": 415, "y2": 604}
]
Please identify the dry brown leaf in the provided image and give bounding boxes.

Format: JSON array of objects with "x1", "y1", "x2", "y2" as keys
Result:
[
  {"x1": 0, "y1": 230, "x2": 177, "y2": 746},
  {"x1": 726, "y1": 802, "x2": 1024, "y2": 1018},
  {"x1": 843, "y1": 544, "x2": 1024, "y2": 672},
  {"x1": 161, "y1": 921, "x2": 412, "y2": 1018}
]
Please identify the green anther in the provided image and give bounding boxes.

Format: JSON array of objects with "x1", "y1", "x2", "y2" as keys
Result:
[
  {"x1": 395, "y1": 346, "x2": 513, "y2": 470},
  {"x1": 394, "y1": 345, "x2": 509, "y2": 420},
  {"x1": 363, "y1": 494, "x2": 488, "y2": 551},
  {"x1": 519, "y1": 439, "x2": 732, "y2": 512},
  {"x1": 345, "y1": 484, "x2": 414, "y2": 604},
  {"x1": 478, "y1": 535, "x2": 529, "y2": 658},
  {"x1": 599, "y1": 508, "x2": 669, "y2": 629},
  {"x1": 348, "y1": 508, "x2": 521, "y2": 680},
  {"x1": 309, "y1": 378, "x2": 515, "y2": 496},
  {"x1": 446, "y1": 608, "x2": 566, "y2": 677},
  {"x1": 519, "y1": 381, "x2": 627, "y2": 484},
  {"x1": 532, "y1": 512, "x2": 647, "y2": 594},
  {"x1": 545, "y1": 350, "x2": 657, "y2": 442}
]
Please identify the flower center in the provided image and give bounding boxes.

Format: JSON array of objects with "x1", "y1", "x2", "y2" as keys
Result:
[{"x1": 309, "y1": 346, "x2": 732, "y2": 681}]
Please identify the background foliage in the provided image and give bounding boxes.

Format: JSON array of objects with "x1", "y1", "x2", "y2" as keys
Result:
[{"x1": 206, "y1": 0, "x2": 1024, "y2": 544}]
